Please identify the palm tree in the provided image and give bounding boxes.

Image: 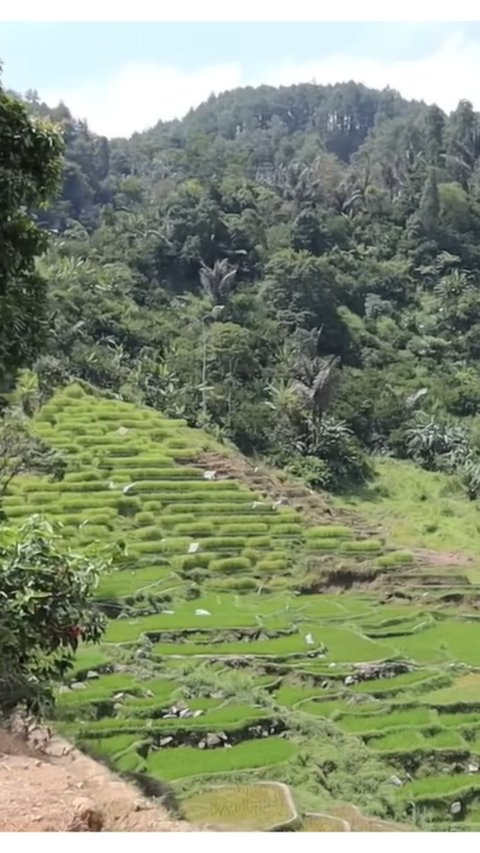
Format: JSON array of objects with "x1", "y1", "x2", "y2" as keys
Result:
[
  {"x1": 199, "y1": 258, "x2": 238, "y2": 305},
  {"x1": 292, "y1": 353, "x2": 340, "y2": 429},
  {"x1": 290, "y1": 327, "x2": 340, "y2": 427}
]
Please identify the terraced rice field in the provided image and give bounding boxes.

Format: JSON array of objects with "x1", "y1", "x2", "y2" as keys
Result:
[{"x1": 8, "y1": 383, "x2": 480, "y2": 831}]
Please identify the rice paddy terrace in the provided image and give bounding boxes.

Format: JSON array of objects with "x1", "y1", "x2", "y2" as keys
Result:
[{"x1": 7, "y1": 382, "x2": 480, "y2": 832}]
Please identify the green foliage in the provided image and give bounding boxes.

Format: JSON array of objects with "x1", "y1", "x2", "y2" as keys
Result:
[
  {"x1": 0, "y1": 516, "x2": 108, "y2": 715},
  {"x1": 0, "y1": 80, "x2": 63, "y2": 391},
  {"x1": 0, "y1": 411, "x2": 66, "y2": 506}
]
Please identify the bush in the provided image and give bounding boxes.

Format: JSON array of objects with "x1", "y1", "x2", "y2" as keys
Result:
[{"x1": 0, "y1": 517, "x2": 109, "y2": 716}]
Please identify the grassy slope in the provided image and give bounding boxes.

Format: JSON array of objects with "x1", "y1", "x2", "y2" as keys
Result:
[{"x1": 335, "y1": 457, "x2": 480, "y2": 559}]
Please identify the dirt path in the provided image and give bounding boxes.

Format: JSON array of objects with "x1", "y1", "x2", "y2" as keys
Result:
[{"x1": 0, "y1": 729, "x2": 195, "y2": 832}]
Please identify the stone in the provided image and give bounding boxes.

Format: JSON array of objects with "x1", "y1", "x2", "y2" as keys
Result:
[
  {"x1": 389, "y1": 775, "x2": 403, "y2": 788},
  {"x1": 344, "y1": 676, "x2": 355, "y2": 686},
  {"x1": 218, "y1": 732, "x2": 229, "y2": 742},
  {"x1": 179, "y1": 709, "x2": 193, "y2": 718},
  {"x1": 198, "y1": 741, "x2": 206, "y2": 749},
  {"x1": 468, "y1": 763, "x2": 479, "y2": 773},
  {"x1": 305, "y1": 633, "x2": 315, "y2": 646},
  {"x1": 321, "y1": 681, "x2": 329, "y2": 689},
  {"x1": 58, "y1": 685, "x2": 71, "y2": 694},
  {"x1": 192, "y1": 710, "x2": 204, "y2": 718},
  {"x1": 67, "y1": 797, "x2": 104, "y2": 832},
  {"x1": 86, "y1": 671, "x2": 99, "y2": 679},
  {"x1": 203, "y1": 470, "x2": 217, "y2": 481},
  {"x1": 252, "y1": 501, "x2": 264, "y2": 509},
  {"x1": 195, "y1": 609, "x2": 211, "y2": 616},
  {"x1": 205, "y1": 733, "x2": 222, "y2": 748},
  {"x1": 159, "y1": 736, "x2": 174, "y2": 747},
  {"x1": 70, "y1": 682, "x2": 87, "y2": 691},
  {"x1": 188, "y1": 542, "x2": 200, "y2": 554},
  {"x1": 113, "y1": 693, "x2": 125, "y2": 700},
  {"x1": 450, "y1": 801, "x2": 462, "y2": 816}
]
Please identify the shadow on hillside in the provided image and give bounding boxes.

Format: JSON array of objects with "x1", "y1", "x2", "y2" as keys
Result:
[{"x1": 337, "y1": 482, "x2": 389, "y2": 506}]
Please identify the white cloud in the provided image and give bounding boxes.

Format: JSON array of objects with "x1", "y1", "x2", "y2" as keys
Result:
[
  {"x1": 42, "y1": 61, "x2": 244, "y2": 137},
  {"x1": 41, "y1": 32, "x2": 480, "y2": 138}
]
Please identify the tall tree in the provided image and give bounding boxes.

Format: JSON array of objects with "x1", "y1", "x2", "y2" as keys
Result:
[{"x1": 0, "y1": 69, "x2": 63, "y2": 392}]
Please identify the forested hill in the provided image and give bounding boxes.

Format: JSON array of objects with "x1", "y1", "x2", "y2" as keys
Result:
[{"x1": 9, "y1": 80, "x2": 480, "y2": 497}]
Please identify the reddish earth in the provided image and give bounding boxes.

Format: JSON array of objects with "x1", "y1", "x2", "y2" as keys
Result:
[{"x1": 0, "y1": 728, "x2": 195, "y2": 833}]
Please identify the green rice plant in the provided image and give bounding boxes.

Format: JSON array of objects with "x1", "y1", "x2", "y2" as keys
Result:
[
  {"x1": 182, "y1": 783, "x2": 296, "y2": 831},
  {"x1": 146, "y1": 737, "x2": 295, "y2": 781},
  {"x1": 175, "y1": 521, "x2": 214, "y2": 536},
  {"x1": 248, "y1": 536, "x2": 272, "y2": 548},
  {"x1": 424, "y1": 730, "x2": 467, "y2": 749},
  {"x1": 166, "y1": 448, "x2": 198, "y2": 461},
  {"x1": 160, "y1": 513, "x2": 196, "y2": 529},
  {"x1": 70, "y1": 644, "x2": 111, "y2": 676},
  {"x1": 399, "y1": 773, "x2": 480, "y2": 802},
  {"x1": 117, "y1": 497, "x2": 142, "y2": 518},
  {"x1": 153, "y1": 632, "x2": 320, "y2": 658},
  {"x1": 306, "y1": 538, "x2": 341, "y2": 552},
  {"x1": 396, "y1": 621, "x2": 480, "y2": 666},
  {"x1": 105, "y1": 597, "x2": 263, "y2": 640},
  {"x1": 219, "y1": 523, "x2": 269, "y2": 535},
  {"x1": 128, "y1": 539, "x2": 188, "y2": 556},
  {"x1": 210, "y1": 557, "x2": 252, "y2": 574},
  {"x1": 206, "y1": 576, "x2": 258, "y2": 592},
  {"x1": 178, "y1": 553, "x2": 214, "y2": 571},
  {"x1": 64, "y1": 471, "x2": 103, "y2": 483},
  {"x1": 5, "y1": 506, "x2": 36, "y2": 518},
  {"x1": 421, "y1": 673, "x2": 480, "y2": 707},
  {"x1": 131, "y1": 526, "x2": 166, "y2": 542},
  {"x1": 241, "y1": 548, "x2": 259, "y2": 565},
  {"x1": 270, "y1": 524, "x2": 302, "y2": 535},
  {"x1": 342, "y1": 539, "x2": 383, "y2": 553},
  {"x1": 434, "y1": 711, "x2": 480, "y2": 728},
  {"x1": 298, "y1": 699, "x2": 351, "y2": 719},
  {"x1": 76, "y1": 525, "x2": 112, "y2": 543},
  {"x1": 115, "y1": 749, "x2": 146, "y2": 773},
  {"x1": 274, "y1": 684, "x2": 327, "y2": 707},
  {"x1": 305, "y1": 525, "x2": 352, "y2": 539},
  {"x1": 256, "y1": 559, "x2": 288, "y2": 573},
  {"x1": 143, "y1": 501, "x2": 163, "y2": 512},
  {"x1": 135, "y1": 511, "x2": 155, "y2": 525},
  {"x1": 79, "y1": 734, "x2": 140, "y2": 760},
  {"x1": 56, "y1": 672, "x2": 142, "y2": 708},
  {"x1": 369, "y1": 730, "x2": 426, "y2": 753},
  {"x1": 376, "y1": 551, "x2": 414, "y2": 568},
  {"x1": 169, "y1": 503, "x2": 272, "y2": 516},
  {"x1": 202, "y1": 536, "x2": 247, "y2": 550},
  {"x1": 105, "y1": 457, "x2": 173, "y2": 469},
  {"x1": 337, "y1": 707, "x2": 436, "y2": 735},
  {"x1": 96, "y1": 565, "x2": 173, "y2": 599},
  {"x1": 351, "y1": 670, "x2": 440, "y2": 695}
]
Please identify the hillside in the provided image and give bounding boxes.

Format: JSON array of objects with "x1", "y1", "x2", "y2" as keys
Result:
[
  {"x1": 4, "y1": 382, "x2": 480, "y2": 831},
  {"x1": 7, "y1": 78, "x2": 480, "y2": 514}
]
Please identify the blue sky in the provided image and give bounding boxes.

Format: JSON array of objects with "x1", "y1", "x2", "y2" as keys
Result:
[{"x1": 1, "y1": 22, "x2": 479, "y2": 136}]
